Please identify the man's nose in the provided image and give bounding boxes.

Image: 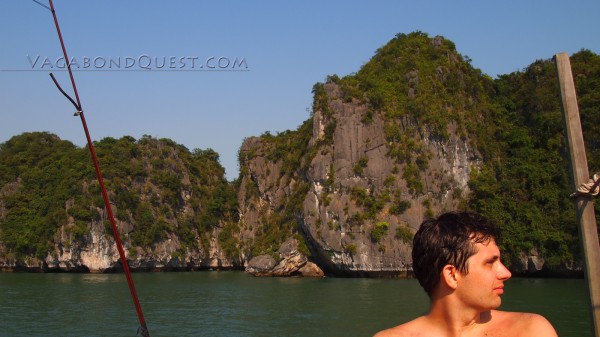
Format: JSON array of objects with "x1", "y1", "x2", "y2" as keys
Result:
[{"x1": 497, "y1": 262, "x2": 512, "y2": 280}]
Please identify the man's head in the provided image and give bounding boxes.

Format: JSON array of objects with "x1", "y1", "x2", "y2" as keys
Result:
[{"x1": 411, "y1": 211, "x2": 502, "y2": 297}]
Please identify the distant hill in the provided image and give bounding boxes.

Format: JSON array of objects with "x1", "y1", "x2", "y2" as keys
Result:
[{"x1": 0, "y1": 133, "x2": 238, "y2": 271}]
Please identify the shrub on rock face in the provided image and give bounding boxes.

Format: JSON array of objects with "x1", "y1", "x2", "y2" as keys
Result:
[
  {"x1": 395, "y1": 226, "x2": 414, "y2": 244},
  {"x1": 370, "y1": 221, "x2": 390, "y2": 243},
  {"x1": 389, "y1": 200, "x2": 411, "y2": 216}
]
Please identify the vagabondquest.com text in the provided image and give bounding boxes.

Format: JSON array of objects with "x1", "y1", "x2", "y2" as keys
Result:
[{"x1": 26, "y1": 54, "x2": 248, "y2": 70}]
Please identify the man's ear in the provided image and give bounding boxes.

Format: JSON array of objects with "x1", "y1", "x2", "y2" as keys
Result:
[{"x1": 441, "y1": 264, "x2": 459, "y2": 290}]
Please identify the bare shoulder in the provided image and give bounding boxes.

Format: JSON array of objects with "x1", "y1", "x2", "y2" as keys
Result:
[
  {"x1": 491, "y1": 311, "x2": 558, "y2": 337},
  {"x1": 373, "y1": 317, "x2": 428, "y2": 337},
  {"x1": 372, "y1": 327, "x2": 398, "y2": 337}
]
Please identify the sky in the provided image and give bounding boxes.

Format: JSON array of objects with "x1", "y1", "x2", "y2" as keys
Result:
[{"x1": 1, "y1": 1, "x2": 599, "y2": 181}]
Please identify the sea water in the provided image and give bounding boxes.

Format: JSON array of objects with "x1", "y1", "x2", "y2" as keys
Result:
[{"x1": 0, "y1": 272, "x2": 590, "y2": 337}]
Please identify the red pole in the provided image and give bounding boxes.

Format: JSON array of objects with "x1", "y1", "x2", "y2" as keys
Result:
[{"x1": 47, "y1": 1, "x2": 150, "y2": 335}]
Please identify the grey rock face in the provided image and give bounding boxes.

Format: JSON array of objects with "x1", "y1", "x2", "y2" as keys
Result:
[
  {"x1": 237, "y1": 81, "x2": 481, "y2": 276},
  {"x1": 246, "y1": 255, "x2": 277, "y2": 276}
]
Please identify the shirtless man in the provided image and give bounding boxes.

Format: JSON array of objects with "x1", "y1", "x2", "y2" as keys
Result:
[{"x1": 374, "y1": 211, "x2": 557, "y2": 337}]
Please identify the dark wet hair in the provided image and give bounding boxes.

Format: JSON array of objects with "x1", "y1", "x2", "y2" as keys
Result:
[{"x1": 411, "y1": 211, "x2": 501, "y2": 297}]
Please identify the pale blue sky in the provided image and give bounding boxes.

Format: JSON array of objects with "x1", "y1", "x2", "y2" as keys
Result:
[{"x1": 1, "y1": 1, "x2": 599, "y2": 180}]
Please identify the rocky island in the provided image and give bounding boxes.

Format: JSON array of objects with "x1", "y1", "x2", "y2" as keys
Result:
[{"x1": 1, "y1": 32, "x2": 598, "y2": 277}]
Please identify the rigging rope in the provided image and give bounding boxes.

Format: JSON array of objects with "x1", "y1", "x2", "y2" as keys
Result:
[
  {"x1": 38, "y1": 1, "x2": 151, "y2": 335},
  {"x1": 571, "y1": 173, "x2": 600, "y2": 198}
]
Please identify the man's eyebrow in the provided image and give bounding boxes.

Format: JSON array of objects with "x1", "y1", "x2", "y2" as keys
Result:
[{"x1": 485, "y1": 255, "x2": 500, "y2": 263}]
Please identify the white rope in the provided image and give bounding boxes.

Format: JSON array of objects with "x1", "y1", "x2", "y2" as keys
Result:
[{"x1": 570, "y1": 173, "x2": 600, "y2": 198}]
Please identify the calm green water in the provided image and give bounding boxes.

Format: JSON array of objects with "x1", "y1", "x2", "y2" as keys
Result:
[{"x1": 0, "y1": 272, "x2": 590, "y2": 337}]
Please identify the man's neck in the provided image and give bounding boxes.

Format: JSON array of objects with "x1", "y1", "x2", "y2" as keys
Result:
[{"x1": 424, "y1": 298, "x2": 490, "y2": 337}]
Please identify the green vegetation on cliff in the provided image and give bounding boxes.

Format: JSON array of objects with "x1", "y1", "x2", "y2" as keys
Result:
[
  {"x1": 0, "y1": 133, "x2": 88, "y2": 257},
  {"x1": 0, "y1": 133, "x2": 238, "y2": 259},
  {"x1": 1, "y1": 32, "x2": 599, "y2": 274},
  {"x1": 335, "y1": 32, "x2": 495, "y2": 167},
  {"x1": 469, "y1": 50, "x2": 600, "y2": 267},
  {"x1": 240, "y1": 32, "x2": 599, "y2": 270},
  {"x1": 238, "y1": 119, "x2": 314, "y2": 258}
]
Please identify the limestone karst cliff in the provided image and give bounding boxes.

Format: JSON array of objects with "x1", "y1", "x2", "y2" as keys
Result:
[
  {"x1": 2, "y1": 32, "x2": 599, "y2": 276},
  {"x1": 238, "y1": 32, "x2": 485, "y2": 276},
  {"x1": 236, "y1": 33, "x2": 599, "y2": 277},
  {"x1": 0, "y1": 133, "x2": 240, "y2": 272}
]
